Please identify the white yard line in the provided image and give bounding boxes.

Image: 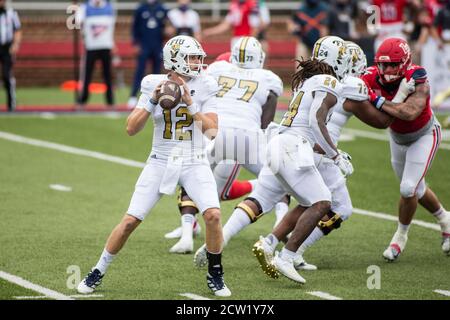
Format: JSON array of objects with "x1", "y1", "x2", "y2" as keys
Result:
[
  {"x1": 13, "y1": 294, "x2": 104, "y2": 300},
  {"x1": 434, "y1": 289, "x2": 450, "y2": 297},
  {"x1": 49, "y1": 184, "x2": 73, "y2": 192},
  {"x1": 179, "y1": 293, "x2": 212, "y2": 300},
  {"x1": 307, "y1": 291, "x2": 342, "y2": 300},
  {"x1": 0, "y1": 131, "x2": 145, "y2": 168},
  {"x1": 353, "y1": 208, "x2": 440, "y2": 231},
  {"x1": 0, "y1": 270, "x2": 74, "y2": 301},
  {"x1": 343, "y1": 128, "x2": 450, "y2": 150}
]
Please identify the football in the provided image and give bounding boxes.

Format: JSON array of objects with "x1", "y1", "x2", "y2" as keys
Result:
[{"x1": 158, "y1": 80, "x2": 182, "y2": 110}]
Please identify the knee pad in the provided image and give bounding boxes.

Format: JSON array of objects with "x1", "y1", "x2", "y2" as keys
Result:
[
  {"x1": 400, "y1": 180, "x2": 416, "y2": 198},
  {"x1": 415, "y1": 180, "x2": 427, "y2": 199},
  {"x1": 236, "y1": 197, "x2": 263, "y2": 223},
  {"x1": 317, "y1": 211, "x2": 343, "y2": 235},
  {"x1": 177, "y1": 187, "x2": 199, "y2": 213}
]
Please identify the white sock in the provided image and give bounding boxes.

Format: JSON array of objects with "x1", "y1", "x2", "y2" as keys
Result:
[
  {"x1": 275, "y1": 202, "x2": 289, "y2": 223},
  {"x1": 432, "y1": 207, "x2": 446, "y2": 222},
  {"x1": 396, "y1": 221, "x2": 410, "y2": 236},
  {"x1": 280, "y1": 247, "x2": 297, "y2": 261},
  {"x1": 223, "y1": 208, "x2": 251, "y2": 246},
  {"x1": 248, "y1": 179, "x2": 257, "y2": 191},
  {"x1": 264, "y1": 233, "x2": 279, "y2": 252},
  {"x1": 94, "y1": 248, "x2": 116, "y2": 275},
  {"x1": 297, "y1": 227, "x2": 325, "y2": 255},
  {"x1": 180, "y1": 214, "x2": 194, "y2": 242}
]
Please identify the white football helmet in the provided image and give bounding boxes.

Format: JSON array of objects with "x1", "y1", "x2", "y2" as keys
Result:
[
  {"x1": 345, "y1": 41, "x2": 367, "y2": 77},
  {"x1": 163, "y1": 35, "x2": 207, "y2": 77},
  {"x1": 311, "y1": 36, "x2": 351, "y2": 81},
  {"x1": 231, "y1": 36, "x2": 266, "y2": 69}
]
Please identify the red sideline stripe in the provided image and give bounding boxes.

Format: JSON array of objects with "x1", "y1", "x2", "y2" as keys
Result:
[
  {"x1": 414, "y1": 125, "x2": 441, "y2": 194},
  {"x1": 220, "y1": 162, "x2": 241, "y2": 201},
  {"x1": 0, "y1": 105, "x2": 129, "y2": 112}
]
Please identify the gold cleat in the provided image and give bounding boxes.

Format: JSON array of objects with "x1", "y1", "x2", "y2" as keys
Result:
[{"x1": 252, "y1": 238, "x2": 279, "y2": 279}]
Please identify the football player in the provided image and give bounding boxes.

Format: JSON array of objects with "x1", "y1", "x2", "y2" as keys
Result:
[
  {"x1": 195, "y1": 36, "x2": 353, "y2": 284},
  {"x1": 252, "y1": 41, "x2": 416, "y2": 274},
  {"x1": 166, "y1": 36, "x2": 290, "y2": 254},
  {"x1": 77, "y1": 35, "x2": 231, "y2": 297},
  {"x1": 363, "y1": 37, "x2": 450, "y2": 260}
]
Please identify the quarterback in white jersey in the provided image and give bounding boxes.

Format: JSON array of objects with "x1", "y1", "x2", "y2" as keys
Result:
[{"x1": 77, "y1": 36, "x2": 231, "y2": 297}]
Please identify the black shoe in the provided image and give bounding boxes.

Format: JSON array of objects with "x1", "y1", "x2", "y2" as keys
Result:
[{"x1": 77, "y1": 268, "x2": 104, "y2": 294}]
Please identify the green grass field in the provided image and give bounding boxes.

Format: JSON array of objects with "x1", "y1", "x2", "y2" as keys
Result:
[{"x1": 0, "y1": 108, "x2": 449, "y2": 300}]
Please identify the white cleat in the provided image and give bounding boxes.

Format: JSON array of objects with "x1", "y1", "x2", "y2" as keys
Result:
[
  {"x1": 77, "y1": 269, "x2": 103, "y2": 294},
  {"x1": 293, "y1": 254, "x2": 318, "y2": 271},
  {"x1": 383, "y1": 232, "x2": 408, "y2": 262},
  {"x1": 252, "y1": 236, "x2": 278, "y2": 279},
  {"x1": 273, "y1": 251, "x2": 306, "y2": 284},
  {"x1": 77, "y1": 280, "x2": 94, "y2": 294},
  {"x1": 438, "y1": 213, "x2": 450, "y2": 255},
  {"x1": 169, "y1": 239, "x2": 193, "y2": 254},
  {"x1": 164, "y1": 222, "x2": 202, "y2": 239},
  {"x1": 193, "y1": 244, "x2": 208, "y2": 268},
  {"x1": 207, "y1": 272, "x2": 232, "y2": 297}
]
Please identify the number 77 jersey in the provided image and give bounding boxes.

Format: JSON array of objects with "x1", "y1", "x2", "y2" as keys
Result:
[{"x1": 207, "y1": 60, "x2": 283, "y2": 131}]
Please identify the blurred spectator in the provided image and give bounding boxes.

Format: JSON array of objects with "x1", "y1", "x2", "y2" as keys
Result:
[
  {"x1": 409, "y1": 9, "x2": 432, "y2": 63},
  {"x1": 0, "y1": 0, "x2": 21, "y2": 112},
  {"x1": 369, "y1": 0, "x2": 420, "y2": 50},
  {"x1": 76, "y1": 0, "x2": 117, "y2": 110},
  {"x1": 287, "y1": 0, "x2": 329, "y2": 61},
  {"x1": 256, "y1": 0, "x2": 271, "y2": 54},
  {"x1": 430, "y1": 0, "x2": 450, "y2": 120},
  {"x1": 328, "y1": 0, "x2": 359, "y2": 40},
  {"x1": 167, "y1": 0, "x2": 201, "y2": 41},
  {"x1": 203, "y1": 0, "x2": 260, "y2": 50},
  {"x1": 128, "y1": 0, "x2": 169, "y2": 108}
]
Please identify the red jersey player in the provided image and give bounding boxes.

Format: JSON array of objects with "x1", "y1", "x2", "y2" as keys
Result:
[{"x1": 363, "y1": 37, "x2": 450, "y2": 260}]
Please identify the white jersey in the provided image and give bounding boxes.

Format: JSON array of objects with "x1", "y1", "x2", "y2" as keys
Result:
[
  {"x1": 327, "y1": 76, "x2": 369, "y2": 145},
  {"x1": 279, "y1": 74, "x2": 343, "y2": 147},
  {"x1": 207, "y1": 61, "x2": 283, "y2": 131},
  {"x1": 137, "y1": 74, "x2": 219, "y2": 162}
]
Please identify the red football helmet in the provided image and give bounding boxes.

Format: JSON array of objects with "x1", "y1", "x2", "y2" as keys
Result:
[
  {"x1": 374, "y1": 38, "x2": 412, "y2": 84},
  {"x1": 215, "y1": 52, "x2": 231, "y2": 63}
]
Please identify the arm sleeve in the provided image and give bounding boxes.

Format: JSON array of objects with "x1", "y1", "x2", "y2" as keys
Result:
[
  {"x1": 13, "y1": 11, "x2": 21, "y2": 31},
  {"x1": 309, "y1": 90, "x2": 338, "y2": 159}
]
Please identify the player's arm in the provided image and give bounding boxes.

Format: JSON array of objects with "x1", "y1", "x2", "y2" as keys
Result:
[
  {"x1": 344, "y1": 99, "x2": 393, "y2": 129},
  {"x1": 310, "y1": 90, "x2": 339, "y2": 159},
  {"x1": 179, "y1": 79, "x2": 218, "y2": 139},
  {"x1": 126, "y1": 82, "x2": 163, "y2": 136},
  {"x1": 261, "y1": 90, "x2": 278, "y2": 129},
  {"x1": 380, "y1": 82, "x2": 429, "y2": 121}
]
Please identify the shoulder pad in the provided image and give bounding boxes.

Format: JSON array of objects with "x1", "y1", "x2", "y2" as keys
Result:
[
  {"x1": 307, "y1": 74, "x2": 343, "y2": 97},
  {"x1": 342, "y1": 76, "x2": 369, "y2": 101},
  {"x1": 140, "y1": 74, "x2": 166, "y2": 95},
  {"x1": 263, "y1": 70, "x2": 283, "y2": 97}
]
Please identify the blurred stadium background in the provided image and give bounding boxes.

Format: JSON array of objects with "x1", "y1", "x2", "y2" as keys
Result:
[{"x1": 1, "y1": 0, "x2": 449, "y2": 112}]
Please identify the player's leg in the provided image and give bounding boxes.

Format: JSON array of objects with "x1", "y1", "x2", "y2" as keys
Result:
[
  {"x1": 78, "y1": 50, "x2": 96, "y2": 106},
  {"x1": 181, "y1": 164, "x2": 231, "y2": 297},
  {"x1": 100, "y1": 49, "x2": 114, "y2": 106},
  {"x1": 128, "y1": 49, "x2": 148, "y2": 106},
  {"x1": 166, "y1": 187, "x2": 200, "y2": 253},
  {"x1": 77, "y1": 160, "x2": 165, "y2": 293},
  {"x1": 384, "y1": 127, "x2": 442, "y2": 261}
]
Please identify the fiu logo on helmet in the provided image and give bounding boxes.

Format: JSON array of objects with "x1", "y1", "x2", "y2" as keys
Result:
[
  {"x1": 338, "y1": 45, "x2": 346, "y2": 60},
  {"x1": 170, "y1": 43, "x2": 180, "y2": 60}
]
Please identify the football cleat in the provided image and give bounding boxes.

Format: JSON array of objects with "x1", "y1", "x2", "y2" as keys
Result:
[
  {"x1": 293, "y1": 254, "x2": 318, "y2": 271},
  {"x1": 383, "y1": 232, "x2": 408, "y2": 262},
  {"x1": 252, "y1": 236, "x2": 278, "y2": 279},
  {"x1": 273, "y1": 251, "x2": 306, "y2": 284},
  {"x1": 207, "y1": 271, "x2": 231, "y2": 297},
  {"x1": 164, "y1": 221, "x2": 202, "y2": 239},
  {"x1": 193, "y1": 244, "x2": 208, "y2": 268},
  {"x1": 442, "y1": 237, "x2": 450, "y2": 255},
  {"x1": 169, "y1": 238, "x2": 193, "y2": 254},
  {"x1": 77, "y1": 268, "x2": 104, "y2": 294}
]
